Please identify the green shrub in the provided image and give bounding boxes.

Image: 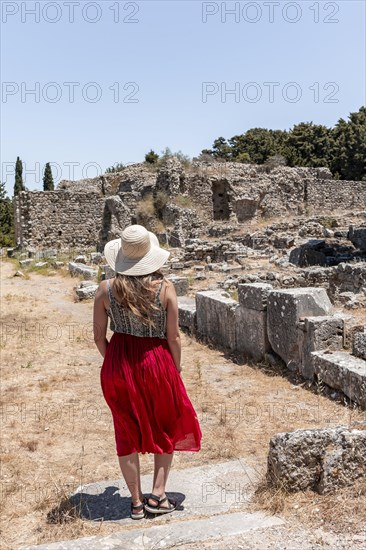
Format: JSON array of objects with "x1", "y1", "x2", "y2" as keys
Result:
[
  {"x1": 145, "y1": 150, "x2": 159, "y2": 164},
  {"x1": 158, "y1": 148, "x2": 191, "y2": 168},
  {"x1": 319, "y1": 216, "x2": 338, "y2": 228},
  {"x1": 105, "y1": 162, "x2": 125, "y2": 173}
]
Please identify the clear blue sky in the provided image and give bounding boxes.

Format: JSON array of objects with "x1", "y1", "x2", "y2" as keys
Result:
[{"x1": 1, "y1": 0, "x2": 365, "y2": 195}]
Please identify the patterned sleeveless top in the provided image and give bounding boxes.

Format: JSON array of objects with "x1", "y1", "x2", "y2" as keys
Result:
[{"x1": 106, "y1": 278, "x2": 167, "y2": 339}]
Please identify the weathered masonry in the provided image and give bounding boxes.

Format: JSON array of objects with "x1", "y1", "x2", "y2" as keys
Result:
[
  {"x1": 12, "y1": 161, "x2": 366, "y2": 250},
  {"x1": 13, "y1": 191, "x2": 105, "y2": 250},
  {"x1": 178, "y1": 285, "x2": 366, "y2": 409}
]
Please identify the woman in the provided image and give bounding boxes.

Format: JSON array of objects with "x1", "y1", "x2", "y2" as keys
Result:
[{"x1": 93, "y1": 224, "x2": 202, "y2": 520}]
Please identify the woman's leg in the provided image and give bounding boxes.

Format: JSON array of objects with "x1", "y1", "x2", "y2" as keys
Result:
[
  {"x1": 118, "y1": 452, "x2": 144, "y2": 505},
  {"x1": 148, "y1": 452, "x2": 174, "y2": 508}
]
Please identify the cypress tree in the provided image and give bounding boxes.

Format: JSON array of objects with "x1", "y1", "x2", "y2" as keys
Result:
[
  {"x1": 43, "y1": 162, "x2": 54, "y2": 190},
  {"x1": 0, "y1": 181, "x2": 15, "y2": 246},
  {"x1": 14, "y1": 156, "x2": 24, "y2": 196}
]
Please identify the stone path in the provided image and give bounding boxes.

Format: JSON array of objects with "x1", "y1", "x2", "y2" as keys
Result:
[{"x1": 20, "y1": 459, "x2": 284, "y2": 549}]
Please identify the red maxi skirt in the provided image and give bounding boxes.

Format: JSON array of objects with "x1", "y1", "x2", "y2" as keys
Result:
[{"x1": 100, "y1": 332, "x2": 202, "y2": 456}]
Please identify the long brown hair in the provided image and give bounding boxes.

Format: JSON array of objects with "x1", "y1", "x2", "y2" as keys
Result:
[{"x1": 112, "y1": 269, "x2": 165, "y2": 327}]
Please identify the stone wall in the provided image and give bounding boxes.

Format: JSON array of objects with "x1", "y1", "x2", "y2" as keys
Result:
[
  {"x1": 179, "y1": 284, "x2": 366, "y2": 408},
  {"x1": 13, "y1": 191, "x2": 106, "y2": 250},
  {"x1": 306, "y1": 180, "x2": 366, "y2": 212},
  {"x1": 12, "y1": 161, "x2": 366, "y2": 251},
  {"x1": 235, "y1": 262, "x2": 366, "y2": 304}
]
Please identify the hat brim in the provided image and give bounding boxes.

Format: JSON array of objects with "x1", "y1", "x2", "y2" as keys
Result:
[{"x1": 104, "y1": 233, "x2": 170, "y2": 276}]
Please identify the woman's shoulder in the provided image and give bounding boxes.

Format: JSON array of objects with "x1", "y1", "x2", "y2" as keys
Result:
[
  {"x1": 99, "y1": 277, "x2": 112, "y2": 286},
  {"x1": 159, "y1": 276, "x2": 174, "y2": 290},
  {"x1": 99, "y1": 278, "x2": 114, "y2": 295},
  {"x1": 161, "y1": 277, "x2": 176, "y2": 301}
]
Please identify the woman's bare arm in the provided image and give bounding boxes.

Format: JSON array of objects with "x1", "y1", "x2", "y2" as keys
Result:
[
  {"x1": 165, "y1": 281, "x2": 182, "y2": 374},
  {"x1": 93, "y1": 281, "x2": 109, "y2": 358}
]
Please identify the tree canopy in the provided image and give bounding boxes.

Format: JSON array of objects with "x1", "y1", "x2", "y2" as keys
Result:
[
  {"x1": 202, "y1": 107, "x2": 366, "y2": 180},
  {"x1": 0, "y1": 182, "x2": 14, "y2": 247}
]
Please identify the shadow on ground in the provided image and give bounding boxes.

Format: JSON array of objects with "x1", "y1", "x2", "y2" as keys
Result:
[{"x1": 69, "y1": 487, "x2": 186, "y2": 521}]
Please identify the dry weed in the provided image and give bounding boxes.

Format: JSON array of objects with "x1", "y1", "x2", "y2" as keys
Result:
[{"x1": 20, "y1": 439, "x2": 39, "y2": 452}]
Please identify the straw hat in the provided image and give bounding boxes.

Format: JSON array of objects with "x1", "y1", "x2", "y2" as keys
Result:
[{"x1": 104, "y1": 225, "x2": 170, "y2": 276}]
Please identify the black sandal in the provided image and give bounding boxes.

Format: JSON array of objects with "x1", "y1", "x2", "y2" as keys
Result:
[
  {"x1": 130, "y1": 497, "x2": 146, "y2": 520},
  {"x1": 144, "y1": 493, "x2": 177, "y2": 515}
]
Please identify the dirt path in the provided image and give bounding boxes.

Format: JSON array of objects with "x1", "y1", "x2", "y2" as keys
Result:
[{"x1": 0, "y1": 259, "x2": 365, "y2": 549}]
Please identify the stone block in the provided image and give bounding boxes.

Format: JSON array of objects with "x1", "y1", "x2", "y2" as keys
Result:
[
  {"x1": 68, "y1": 262, "x2": 98, "y2": 280},
  {"x1": 74, "y1": 255, "x2": 87, "y2": 264},
  {"x1": 26, "y1": 247, "x2": 37, "y2": 257},
  {"x1": 236, "y1": 308, "x2": 271, "y2": 360},
  {"x1": 343, "y1": 318, "x2": 365, "y2": 349},
  {"x1": 267, "y1": 288, "x2": 332, "y2": 370},
  {"x1": 267, "y1": 427, "x2": 366, "y2": 494},
  {"x1": 178, "y1": 297, "x2": 197, "y2": 335},
  {"x1": 167, "y1": 275, "x2": 189, "y2": 296},
  {"x1": 289, "y1": 240, "x2": 327, "y2": 267},
  {"x1": 52, "y1": 261, "x2": 64, "y2": 269},
  {"x1": 220, "y1": 265, "x2": 243, "y2": 274},
  {"x1": 312, "y1": 350, "x2": 366, "y2": 408},
  {"x1": 76, "y1": 284, "x2": 98, "y2": 300},
  {"x1": 238, "y1": 283, "x2": 273, "y2": 311},
  {"x1": 39, "y1": 248, "x2": 57, "y2": 258},
  {"x1": 348, "y1": 226, "x2": 366, "y2": 251},
  {"x1": 79, "y1": 281, "x2": 97, "y2": 288},
  {"x1": 171, "y1": 262, "x2": 184, "y2": 270},
  {"x1": 196, "y1": 290, "x2": 238, "y2": 351},
  {"x1": 168, "y1": 230, "x2": 185, "y2": 248},
  {"x1": 90, "y1": 252, "x2": 104, "y2": 264},
  {"x1": 297, "y1": 315, "x2": 344, "y2": 380},
  {"x1": 353, "y1": 332, "x2": 366, "y2": 360},
  {"x1": 19, "y1": 259, "x2": 33, "y2": 266}
]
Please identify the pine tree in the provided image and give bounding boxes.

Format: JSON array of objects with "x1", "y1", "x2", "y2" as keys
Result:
[
  {"x1": 284, "y1": 123, "x2": 334, "y2": 168},
  {"x1": 201, "y1": 107, "x2": 366, "y2": 179},
  {"x1": 14, "y1": 156, "x2": 24, "y2": 196},
  {"x1": 43, "y1": 162, "x2": 54, "y2": 190},
  {"x1": 331, "y1": 107, "x2": 366, "y2": 181},
  {"x1": 145, "y1": 149, "x2": 159, "y2": 164}
]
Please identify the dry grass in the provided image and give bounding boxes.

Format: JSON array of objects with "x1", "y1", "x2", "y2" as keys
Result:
[
  {"x1": 171, "y1": 194, "x2": 193, "y2": 209},
  {"x1": 20, "y1": 439, "x2": 39, "y2": 452},
  {"x1": 135, "y1": 194, "x2": 166, "y2": 233},
  {"x1": 0, "y1": 259, "x2": 365, "y2": 548},
  {"x1": 136, "y1": 193, "x2": 155, "y2": 218},
  {"x1": 252, "y1": 477, "x2": 366, "y2": 534}
]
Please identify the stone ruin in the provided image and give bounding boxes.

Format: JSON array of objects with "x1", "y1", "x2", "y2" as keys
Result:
[
  {"x1": 8, "y1": 159, "x2": 366, "y2": 491},
  {"x1": 12, "y1": 158, "x2": 366, "y2": 252},
  {"x1": 267, "y1": 426, "x2": 366, "y2": 494},
  {"x1": 180, "y1": 285, "x2": 366, "y2": 409},
  {"x1": 10, "y1": 160, "x2": 366, "y2": 398}
]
